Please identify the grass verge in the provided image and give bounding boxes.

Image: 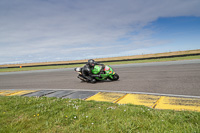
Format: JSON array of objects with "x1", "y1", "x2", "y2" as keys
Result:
[
  {"x1": 0, "y1": 55, "x2": 200, "y2": 72},
  {"x1": 105, "y1": 55, "x2": 200, "y2": 65},
  {"x1": 0, "y1": 96, "x2": 199, "y2": 132}
]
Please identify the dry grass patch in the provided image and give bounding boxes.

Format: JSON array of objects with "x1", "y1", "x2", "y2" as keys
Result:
[{"x1": 1, "y1": 49, "x2": 200, "y2": 68}]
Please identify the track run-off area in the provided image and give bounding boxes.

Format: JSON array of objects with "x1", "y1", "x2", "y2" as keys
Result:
[{"x1": 0, "y1": 59, "x2": 200, "y2": 112}]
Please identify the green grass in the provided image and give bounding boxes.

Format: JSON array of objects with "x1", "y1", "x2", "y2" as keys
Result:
[
  {"x1": 0, "y1": 55, "x2": 200, "y2": 72},
  {"x1": 0, "y1": 96, "x2": 199, "y2": 132},
  {"x1": 106, "y1": 55, "x2": 200, "y2": 65}
]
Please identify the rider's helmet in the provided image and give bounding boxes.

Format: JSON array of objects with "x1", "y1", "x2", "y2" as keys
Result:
[{"x1": 88, "y1": 59, "x2": 95, "y2": 67}]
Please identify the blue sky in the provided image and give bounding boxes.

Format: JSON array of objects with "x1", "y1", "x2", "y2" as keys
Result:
[{"x1": 0, "y1": 0, "x2": 200, "y2": 65}]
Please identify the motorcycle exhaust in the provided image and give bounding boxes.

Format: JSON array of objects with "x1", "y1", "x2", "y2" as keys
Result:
[{"x1": 78, "y1": 75, "x2": 87, "y2": 82}]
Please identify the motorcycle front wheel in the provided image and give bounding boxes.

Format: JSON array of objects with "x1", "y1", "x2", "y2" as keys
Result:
[{"x1": 109, "y1": 73, "x2": 119, "y2": 81}]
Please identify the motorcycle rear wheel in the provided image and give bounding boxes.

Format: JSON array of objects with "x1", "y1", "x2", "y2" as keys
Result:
[{"x1": 78, "y1": 74, "x2": 87, "y2": 82}]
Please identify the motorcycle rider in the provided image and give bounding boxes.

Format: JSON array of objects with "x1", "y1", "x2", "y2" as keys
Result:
[{"x1": 82, "y1": 59, "x2": 105, "y2": 83}]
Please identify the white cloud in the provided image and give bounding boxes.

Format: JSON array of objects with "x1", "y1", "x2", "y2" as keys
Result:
[{"x1": 0, "y1": 0, "x2": 200, "y2": 64}]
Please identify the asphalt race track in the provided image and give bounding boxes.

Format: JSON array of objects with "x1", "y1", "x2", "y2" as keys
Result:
[{"x1": 0, "y1": 60, "x2": 200, "y2": 97}]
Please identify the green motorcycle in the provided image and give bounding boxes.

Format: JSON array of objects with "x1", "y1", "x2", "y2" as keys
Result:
[{"x1": 75, "y1": 65, "x2": 119, "y2": 82}]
